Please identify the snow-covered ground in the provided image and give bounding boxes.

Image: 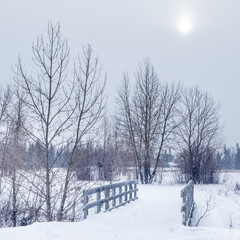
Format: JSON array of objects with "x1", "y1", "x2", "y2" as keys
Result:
[
  {"x1": 1, "y1": 171, "x2": 240, "y2": 239},
  {"x1": 192, "y1": 171, "x2": 240, "y2": 229}
]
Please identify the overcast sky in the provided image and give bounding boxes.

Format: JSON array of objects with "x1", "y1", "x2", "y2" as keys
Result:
[{"x1": 1, "y1": 0, "x2": 240, "y2": 146}]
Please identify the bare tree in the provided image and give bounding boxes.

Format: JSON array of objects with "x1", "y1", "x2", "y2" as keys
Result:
[
  {"x1": 15, "y1": 22, "x2": 72, "y2": 221},
  {"x1": 6, "y1": 93, "x2": 27, "y2": 227},
  {"x1": 116, "y1": 60, "x2": 180, "y2": 184},
  {"x1": 57, "y1": 45, "x2": 105, "y2": 221},
  {"x1": 176, "y1": 86, "x2": 222, "y2": 184},
  {"x1": 116, "y1": 74, "x2": 141, "y2": 181},
  {"x1": 0, "y1": 86, "x2": 12, "y2": 180},
  {"x1": 149, "y1": 80, "x2": 181, "y2": 183},
  {"x1": 0, "y1": 86, "x2": 15, "y2": 227},
  {"x1": 0, "y1": 85, "x2": 31, "y2": 227},
  {"x1": 14, "y1": 22, "x2": 105, "y2": 222}
]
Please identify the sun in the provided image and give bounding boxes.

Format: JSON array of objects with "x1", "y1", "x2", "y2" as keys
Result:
[{"x1": 179, "y1": 18, "x2": 192, "y2": 33}]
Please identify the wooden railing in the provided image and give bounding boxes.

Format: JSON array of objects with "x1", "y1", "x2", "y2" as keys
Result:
[
  {"x1": 181, "y1": 180, "x2": 194, "y2": 226},
  {"x1": 83, "y1": 180, "x2": 138, "y2": 219}
]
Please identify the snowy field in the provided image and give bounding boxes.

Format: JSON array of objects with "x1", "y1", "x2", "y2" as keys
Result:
[
  {"x1": 192, "y1": 171, "x2": 240, "y2": 229},
  {"x1": 1, "y1": 171, "x2": 240, "y2": 239}
]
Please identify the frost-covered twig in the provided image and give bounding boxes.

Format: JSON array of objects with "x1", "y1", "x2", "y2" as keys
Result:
[{"x1": 195, "y1": 193, "x2": 216, "y2": 227}]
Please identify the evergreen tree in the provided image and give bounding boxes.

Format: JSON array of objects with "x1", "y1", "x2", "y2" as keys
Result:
[{"x1": 235, "y1": 143, "x2": 240, "y2": 170}]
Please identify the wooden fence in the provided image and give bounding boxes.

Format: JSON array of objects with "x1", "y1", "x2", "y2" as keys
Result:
[
  {"x1": 181, "y1": 180, "x2": 194, "y2": 226},
  {"x1": 83, "y1": 180, "x2": 138, "y2": 219}
]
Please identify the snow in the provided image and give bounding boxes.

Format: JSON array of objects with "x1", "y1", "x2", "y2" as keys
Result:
[
  {"x1": 1, "y1": 173, "x2": 240, "y2": 239},
  {"x1": 191, "y1": 172, "x2": 240, "y2": 229}
]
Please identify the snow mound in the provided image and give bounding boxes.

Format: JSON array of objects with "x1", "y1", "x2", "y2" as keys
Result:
[{"x1": 0, "y1": 184, "x2": 240, "y2": 239}]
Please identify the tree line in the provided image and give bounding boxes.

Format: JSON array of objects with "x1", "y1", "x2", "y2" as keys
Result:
[{"x1": 0, "y1": 22, "x2": 223, "y2": 227}]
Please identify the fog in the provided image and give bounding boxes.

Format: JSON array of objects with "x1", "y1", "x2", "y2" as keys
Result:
[{"x1": 1, "y1": 0, "x2": 240, "y2": 145}]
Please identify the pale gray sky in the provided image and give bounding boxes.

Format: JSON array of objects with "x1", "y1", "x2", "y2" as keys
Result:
[{"x1": 1, "y1": 0, "x2": 240, "y2": 146}]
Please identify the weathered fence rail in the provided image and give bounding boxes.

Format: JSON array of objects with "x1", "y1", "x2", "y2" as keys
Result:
[
  {"x1": 83, "y1": 180, "x2": 138, "y2": 219},
  {"x1": 181, "y1": 180, "x2": 194, "y2": 226}
]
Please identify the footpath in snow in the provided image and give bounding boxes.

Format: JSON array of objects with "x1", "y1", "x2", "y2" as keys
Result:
[{"x1": 0, "y1": 184, "x2": 240, "y2": 240}]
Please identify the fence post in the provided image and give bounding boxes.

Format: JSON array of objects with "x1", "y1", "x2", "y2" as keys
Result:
[
  {"x1": 129, "y1": 182, "x2": 133, "y2": 200},
  {"x1": 96, "y1": 189, "x2": 101, "y2": 214},
  {"x1": 105, "y1": 189, "x2": 110, "y2": 210},
  {"x1": 181, "y1": 190, "x2": 186, "y2": 225},
  {"x1": 181, "y1": 180, "x2": 194, "y2": 226},
  {"x1": 134, "y1": 182, "x2": 137, "y2": 199},
  {"x1": 112, "y1": 186, "x2": 116, "y2": 207},
  {"x1": 119, "y1": 186, "x2": 122, "y2": 204},
  {"x1": 124, "y1": 185, "x2": 128, "y2": 202},
  {"x1": 83, "y1": 190, "x2": 89, "y2": 219}
]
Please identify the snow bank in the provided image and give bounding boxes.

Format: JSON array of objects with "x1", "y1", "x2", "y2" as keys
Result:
[{"x1": 1, "y1": 184, "x2": 240, "y2": 240}]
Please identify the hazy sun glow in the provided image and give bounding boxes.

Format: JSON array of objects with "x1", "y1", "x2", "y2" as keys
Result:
[{"x1": 179, "y1": 18, "x2": 192, "y2": 33}]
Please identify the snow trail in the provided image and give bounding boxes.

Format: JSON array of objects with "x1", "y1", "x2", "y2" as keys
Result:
[{"x1": 0, "y1": 184, "x2": 240, "y2": 240}]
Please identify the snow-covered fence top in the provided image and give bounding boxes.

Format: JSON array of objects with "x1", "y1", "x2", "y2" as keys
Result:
[
  {"x1": 181, "y1": 180, "x2": 194, "y2": 226},
  {"x1": 83, "y1": 180, "x2": 138, "y2": 219}
]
